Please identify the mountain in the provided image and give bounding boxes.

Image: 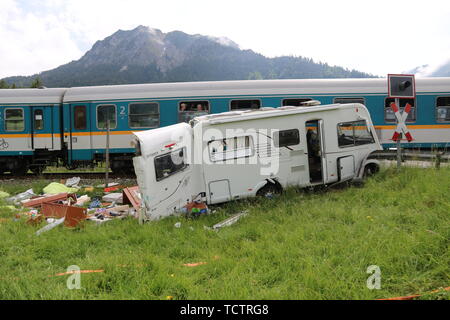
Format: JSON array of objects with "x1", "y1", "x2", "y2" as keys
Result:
[
  {"x1": 2, "y1": 26, "x2": 375, "y2": 88},
  {"x1": 405, "y1": 60, "x2": 450, "y2": 77}
]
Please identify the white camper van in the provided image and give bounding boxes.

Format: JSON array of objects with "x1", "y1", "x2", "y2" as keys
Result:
[{"x1": 132, "y1": 103, "x2": 382, "y2": 221}]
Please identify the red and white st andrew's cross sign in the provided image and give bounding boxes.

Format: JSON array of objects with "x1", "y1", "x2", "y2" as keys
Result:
[{"x1": 390, "y1": 102, "x2": 413, "y2": 142}]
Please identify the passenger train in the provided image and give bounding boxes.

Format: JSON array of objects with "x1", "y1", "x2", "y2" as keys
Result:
[{"x1": 0, "y1": 78, "x2": 449, "y2": 175}]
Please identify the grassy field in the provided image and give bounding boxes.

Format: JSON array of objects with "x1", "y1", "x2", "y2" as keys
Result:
[{"x1": 0, "y1": 166, "x2": 448, "y2": 300}]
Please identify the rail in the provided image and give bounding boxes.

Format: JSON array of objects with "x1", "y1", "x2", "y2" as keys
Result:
[{"x1": 370, "y1": 150, "x2": 450, "y2": 168}]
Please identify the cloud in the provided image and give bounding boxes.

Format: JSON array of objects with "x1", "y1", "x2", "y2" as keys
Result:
[
  {"x1": 0, "y1": 0, "x2": 84, "y2": 78},
  {"x1": 1, "y1": 0, "x2": 450, "y2": 78}
]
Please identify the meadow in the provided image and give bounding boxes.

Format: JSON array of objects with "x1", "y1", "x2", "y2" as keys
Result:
[{"x1": 0, "y1": 166, "x2": 448, "y2": 300}]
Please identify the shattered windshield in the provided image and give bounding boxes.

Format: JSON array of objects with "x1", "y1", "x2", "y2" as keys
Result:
[{"x1": 154, "y1": 148, "x2": 187, "y2": 181}]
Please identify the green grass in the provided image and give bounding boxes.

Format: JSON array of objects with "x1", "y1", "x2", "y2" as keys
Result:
[{"x1": 0, "y1": 166, "x2": 448, "y2": 300}]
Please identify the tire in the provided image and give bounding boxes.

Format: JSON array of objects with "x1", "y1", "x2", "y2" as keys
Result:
[
  {"x1": 363, "y1": 164, "x2": 380, "y2": 178},
  {"x1": 256, "y1": 182, "x2": 281, "y2": 199}
]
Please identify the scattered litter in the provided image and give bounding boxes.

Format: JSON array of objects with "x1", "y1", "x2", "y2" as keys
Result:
[
  {"x1": 174, "y1": 222, "x2": 182, "y2": 228},
  {"x1": 36, "y1": 217, "x2": 65, "y2": 236},
  {"x1": 181, "y1": 200, "x2": 208, "y2": 217},
  {"x1": 65, "y1": 177, "x2": 81, "y2": 187},
  {"x1": 104, "y1": 185, "x2": 123, "y2": 193},
  {"x1": 102, "y1": 193, "x2": 123, "y2": 204},
  {"x1": 43, "y1": 183, "x2": 78, "y2": 195},
  {"x1": 41, "y1": 202, "x2": 87, "y2": 228},
  {"x1": 26, "y1": 213, "x2": 43, "y2": 226},
  {"x1": 89, "y1": 199, "x2": 102, "y2": 209},
  {"x1": 97, "y1": 182, "x2": 119, "y2": 188},
  {"x1": 183, "y1": 262, "x2": 207, "y2": 267},
  {"x1": 84, "y1": 187, "x2": 94, "y2": 193},
  {"x1": 23, "y1": 193, "x2": 77, "y2": 208},
  {"x1": 6, "y1": 189, "x2": 35, "y2": 204},
  {"x1": 75, "y1": 195, "x2": 91, "y2": 207},
  {"x1": 212, "y1": 211, "x2": 249, "y2": 230},
  {"x1": 0, "y1": 191, "x2": 10, "y2": 198},
  {"x1": 51, "y1": 269, "x2": 104, "y2": 277},
  {"x1": 123, "y1": 186, "x2": 141, "y2": 211}
]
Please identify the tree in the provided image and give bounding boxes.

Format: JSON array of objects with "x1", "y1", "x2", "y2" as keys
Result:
[
  {"x1": 30, "y1": 77, "x2": 44, "y2": 88},
  {"x1": 0, "y1": 80, "x2": 9, "y2": 89}
]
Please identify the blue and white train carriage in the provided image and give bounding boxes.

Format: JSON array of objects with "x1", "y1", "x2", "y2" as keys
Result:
[
  {"x1": 0, "y1": 88, "x2": 66, "y2": 174},
  {"x1": 0, "y1": 77, "x2": 449, "y2": 174}
]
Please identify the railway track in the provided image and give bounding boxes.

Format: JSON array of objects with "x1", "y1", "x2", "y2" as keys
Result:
[{"x1": 0, "y1": 171, "x2": 136, "y2": 181}]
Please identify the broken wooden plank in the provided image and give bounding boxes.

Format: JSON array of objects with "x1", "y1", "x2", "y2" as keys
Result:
[{"x1": 212, "y1": 211, "x2": 249, "y2": 230}]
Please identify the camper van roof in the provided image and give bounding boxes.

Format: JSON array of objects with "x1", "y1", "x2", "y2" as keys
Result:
[{"x1": 194, "y1": 103, "x2": 356, "y2": 125}]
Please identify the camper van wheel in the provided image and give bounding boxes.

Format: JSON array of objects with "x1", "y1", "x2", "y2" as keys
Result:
[
  {"x1": 363, "y1": 163, "x2": 380, "y2": 178},
  {"x1": 256, "y1": 182, "x2": 281, "y2": 199}
]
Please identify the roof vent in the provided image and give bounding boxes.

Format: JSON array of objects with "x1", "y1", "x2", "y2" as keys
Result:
[{"x1": 300, "y1": 100, "x2": 321, "y2": 106}]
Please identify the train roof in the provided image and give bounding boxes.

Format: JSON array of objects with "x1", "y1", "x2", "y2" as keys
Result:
[
  {"x1": 192, "y1": 103, "x2": 366, "y2": 125},
  {"x1": 62, "y1": 77, "x2": 450, "y2": 102},
  {"x1": 0, "y1": 88, "x2": 67, "y2": 104}
]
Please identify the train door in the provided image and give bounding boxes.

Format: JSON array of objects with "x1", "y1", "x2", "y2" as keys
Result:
[
  {"x1": 69, "y1": 104, "x2": 93, "y2": 162},
  {"x1": 31, "y1": 106, "x2": 53, "y2": 150}
]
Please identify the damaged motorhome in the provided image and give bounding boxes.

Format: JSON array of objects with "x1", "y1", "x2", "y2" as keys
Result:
[{"x1": 132, "y1": 103, "x2": 382, "y2": 221}]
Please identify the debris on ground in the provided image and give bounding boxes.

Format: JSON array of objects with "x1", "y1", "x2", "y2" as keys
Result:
[
  {"x1": 123, "y1": 186, "x2": 141, "y2": 211},
  {"x1": 183, "y1": 262, "x2": 208, "y2": 267},
  {"x1": 43, "y1": 182, "x2": 79, "y2": 195},
  {"x1": 181, "y1": 197, "x2": 209, "y2": 218},
  {"x1": 102, "y1": 193, "x2": 123, "y2": 204},
  {"x1": 65, "y1": 177, "x2": 81, "y2": 188},
  {"x1": 4, "y1": 181, "x2": 141, "y2": 234},
  {"x1": 212, "y1": 211, "x2": 249, "y2": 230},
  {"x1": 36, "y1": 217, "x2": 65, "y2": 236},
  {"x1": 22, "y1": 193, "x2": 77, "y2": 208},
  {"x1": 6, "y1": 189, "x2": 35, "y2": 204},
  {"x1": 174, "y1": 222, "x2": 182, "y2": 228},
  {"x1": 0, "y1": 191, "x2": 10, "y2": 199}
]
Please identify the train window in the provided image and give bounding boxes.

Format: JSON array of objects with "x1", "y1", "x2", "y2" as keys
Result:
[
  {"x1": 282, "y1": 98, "x2": 312, "y2": 106},
  {"x1": 337, "y1": 120, "x2": 374, "y2": 147},
  {"x1": 230, "y1": 100, "x2": 261, "y2": 110},
  {"x1": 129, "y1": 103, "x2": 159, "y2": 128},
  {"x1": 179, "y1": 101, "x2": 209, "y2": 123},
  {"x1": 384, "y1": 98, "x2": 416, "y2": 122},
  {"x1": 274, "y1": 129, "x2": 300, "y2": 148},
  {"x1": 436, "y1": 97, "x2": 450, "y2": 122},
  {"x1": 74, "y1": 106, "x2": 86, "y2": 130},
  {"x1": 34, "y1": 109, "x2": 44, "y2": 130},
  {"x1": 334, "y1": 97, "x2": 365, "y2": 105},
  {"x1": 5, "y1": 108, "x2": 24, "y2": 132},
  {"x1": 97, "y1": 105, "x2": 117, "y2": 129}
]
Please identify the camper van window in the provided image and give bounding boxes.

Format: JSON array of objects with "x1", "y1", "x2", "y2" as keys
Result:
[
  {"x1": 5, "y1": 108, "x2": 24, "y2": 132},
  {"x1": 208, "y1": 136, "x2": 254, "y2": 162},
  {"x1": 333, "y1": 97, "x2": 365, "y2": 105},
  {"x1": 154, "y1": 148, "x2": 187, "y2": 181},
  {"x1": 384, "y1": 98, "x2": 416, "y2": 123},
  {"x1": 274, "y1": 129, "x2": 300, "y2": 147},
  {"x1": 230, "y1": 100, "x2": 261, "y2": 110},
  {"x1": 179, "y1": 101, "x2": 210, "y2": 123},
  {"x1": 338, "y1": 120, "x2": 374, "y2": 147},
  {"x1": 129, "y1": 103, "x2": 159, "y2": 128},
  {"x1": 282, "y1": 98, "x2": 312, "y2": 106},
  {"x1": 97, "y1": 104, "x2": 117, "y2": 129},
  {"x1": 436, "y1": 97, "x2": 450, "y2": 122}
]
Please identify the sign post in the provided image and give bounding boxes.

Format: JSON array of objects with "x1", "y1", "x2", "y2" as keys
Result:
[{"x1": 387, "y1": 74, "x2": 416, "y2": 169}]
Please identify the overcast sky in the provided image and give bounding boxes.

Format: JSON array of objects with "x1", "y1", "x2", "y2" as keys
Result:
[{"x1": 1, "y1": 0, "x2": 450, "y2": 79}]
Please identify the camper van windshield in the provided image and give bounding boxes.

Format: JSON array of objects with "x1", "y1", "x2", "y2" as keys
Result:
[{"x1": 154, "y1": 148, "x2": 187, "y2": 181}]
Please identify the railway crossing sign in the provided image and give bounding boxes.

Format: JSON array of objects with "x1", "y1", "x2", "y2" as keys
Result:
[{"x1": 390, "y1": 102, "x2": 413, "y2": 142}]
